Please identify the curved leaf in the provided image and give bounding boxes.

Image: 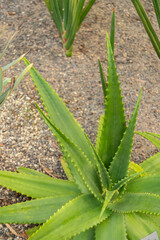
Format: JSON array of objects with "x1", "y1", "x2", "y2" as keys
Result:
[
  {"x1": 0, "y1": 195, "x2": 75, "y2": 224},
  {"x1": 96, "y1": 213, "x2": 127, "y2": 240},
  {"x1": 0, "y1": 170, "x2": 80, "y2": 198},
  {"x1": 136, "y1": 131, "x2": 160, "y2": 149},
  {"x1": 23, "y1": 58, "x2": 95, "y2": 165},
  {"x1": 17, "y1": 167, "x2": 51, "y2": 178},
  {"x1": 2, "y1": 54, "x2": 25, "y2": 71},
  {"x1": 126, "y1": 174, "x2": 160, "y2": 195},
  {"x1": 152, "y1": 0, "x2": 160, "y2": 28},
  {"x1": 109, "y1": 89, "x2": 142, "y2": 183},
  {"x1": 36, "y1": 105, "x2": 102, "y2": 200},
  {"x1": 125, "y1": 212, "x2": 160, "y2": 240},
  {"x1": 28, "y1": 194, "x2": 111, "y2": 240},
  {"x1": 140, "y1": 152, "x2": 160, "y2": 174},
  {"x1": 109, "y1": 192, "x2": 160, "y2": 215},
  {"x1": 79, "y1": 0, "x2": 96, "y2": 27}
]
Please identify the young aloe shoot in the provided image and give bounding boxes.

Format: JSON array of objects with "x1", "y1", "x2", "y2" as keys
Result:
[{"x1": 43, "y1": 0, "x2": 96, "y2": 56}]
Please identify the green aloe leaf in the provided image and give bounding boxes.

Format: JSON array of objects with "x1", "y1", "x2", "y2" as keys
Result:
[
  {"x1": 140, "y1": 152, "x2": 160, "y2": 174},
  {"x1": 28, "y1": 194, "x2": 111, "y2": 240},
  {"x1": 96, "y1": 213, "x2": 127, "y2": 240},
  {"x1": 136, "y1": 131, "x2": 160, "y2": 149},
  {"x1": 43, "y1": 0, "x2": 96, "y2": 56},
  {"x1": 109, "y1": 90, "x2": 142, "y2": 183},
  {"x1": 109, "y1": 192, "x2": 160, "y2": 215},
  {"x1": 112, "y1": 171, "x2": 144, "y2": 191},
  {"x1": 98, "y1": 32, "x2": 126, "y2": 169},
  {"x1": 146, "y1": 132, "x2": 160, "y2": 138},
  {"x1": 71, "y1": 228, "x2": 95, "y2": 240},
  {"x1": 79, "y1": 0, "x2": 96, "y2": 27},
  {"x1": 125, "y1": 213, "x2": 160, "y2": 240},
  {"x1": 11, "y1": 63, "x2": 33, "y2": 91},
  {"x1": 98, "y1": 60, "x2": 106, "y2": 98},
  {"x1": 149, "y1": 214, "x2": 160, "y2": 227},
  {"x1": 44, "y1": 0, "x2": 63, "y2": 38},
  {"x1": 0, "y1": 31, "x2": 17, "y2": 59},
  {"x1": 2, "y1": 77, "x2": 11, "y2": 87},
  {"x1": 17, "y1": 167, "x2": 52, "y2": 179},
  {"x1": 26, "y1": 226, "x2": 41, "y2": 238},
  {"x1": 64, "y1": 0, "x2": 69, "y2": 30},
  {"x1": 2, "y1": 54, "x2": 26, "y2": 71},
  {"x1": 100, "y1": 190, "x2": 117, "y2": 217},
  {"x1": 95, "y1": 114, "x2": 104, "y2": 152},
  {"x1": 65, "y1": 0, "x2": 85, "y2": 50},
  {"x1": 63, "y1": 154, "x2": 90, "y2": 194},
  {"x1": 23, "y1": 58, "x2": 95, "y2": 165},
  {"x1": 126, "y1": 174, "x2": 160, "y2": 195},
  {"x1": 87, "y1": 140, "x2": 111, "y2": 190},
  {"x1": 36, "y1": 105, "x2": 102, "y2": 200},
  {"x1": 0, "y1": 87, "x2": 10, "y2": 107},
  {"x1": 152, "y1": 0, "x2": 160, "y2": 28},
  {"x1": 60, "y1": 157, "x2": 73, "y2": 181},
  {"x1": 0, "y1": 195, "x2": 76, "y2": 224},
  {"x1": 131, "y1": 0, "x2": 160, "y2": 58},
  {"x1": 0, "y1": 170, "x2": 80, "y2": 198},
  {"x1": 128, "y1": 161, "x2": 144, "y2": 175},
  {"x1": 110, "y1": 9, "x2": 115, "y2": 53}
]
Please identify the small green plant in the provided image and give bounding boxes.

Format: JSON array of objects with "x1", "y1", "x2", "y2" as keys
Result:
[
  {"x1": 0, "y1": 31, "x2": 160, "y2": 239},
  {"x1": 0, "y1": 26, "x2": 33, "y2": 108},
  {"x1": 43, "y1": 0, "x2": 96, "y2": 56},
  {"x1": 131, "y1": 0, "x2": 160, "y2": 58}
]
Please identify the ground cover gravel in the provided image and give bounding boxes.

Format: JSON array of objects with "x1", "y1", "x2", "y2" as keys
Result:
[{"x1": 0, "y1": 0, "x2": 160, "y2": 238}]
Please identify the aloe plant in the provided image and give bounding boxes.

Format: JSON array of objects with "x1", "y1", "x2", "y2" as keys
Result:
[
  {"x1": 43, "y1": 0, "x2": 96, "y2": 56},
  {"x1": 0, "y1": 33, "x2": 160, "y2": 239},
  {"x1": 0, "y1": 27, "x2": 33, "y2": 108},
  {"x1": 131, "y1": 0, "x2": 160, "y2": 58},
  {"x1": 136, "y1": 131, "x2": 160, "y2": 149}
]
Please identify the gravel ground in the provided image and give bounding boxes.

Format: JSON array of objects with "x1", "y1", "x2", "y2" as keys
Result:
[{"x1": 0, "y1": 0, "x2": 160, "y2": 238}]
